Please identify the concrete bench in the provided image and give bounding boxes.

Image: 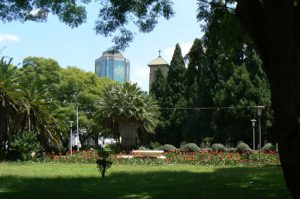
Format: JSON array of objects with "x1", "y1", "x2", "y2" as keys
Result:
[{"x1": 131, "y1": 150, "x2": 165, "y2": 158}]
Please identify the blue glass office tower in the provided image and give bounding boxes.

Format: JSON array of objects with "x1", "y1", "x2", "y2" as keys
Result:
[{"x1": 95, "y1": 51, "x2": 130, "y2": 83}]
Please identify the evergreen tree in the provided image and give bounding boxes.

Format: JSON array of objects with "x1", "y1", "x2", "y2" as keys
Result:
[
  {"x1": 165, "y1": 44, "x2": 186, "y2": 107},
  {"x1": 162, "y1": 44, "x2": 186, "y2": 146},
  {"x1": 212, "y1": 44, "x2": 273, "y2": 146},
  {"x1": 183, "y1": 39, "x2": 215, "y2": 144},
  {"x1": 150, "y1": 68, "x2": 166, "y2": 105},
  {"x1": 150, "y1": 68, "x2": 168, "y2": 144}
]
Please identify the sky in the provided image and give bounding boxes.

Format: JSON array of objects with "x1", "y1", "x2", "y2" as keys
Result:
[{"x1": 0, "y1": 0, "x2": 203, "y2": 91}]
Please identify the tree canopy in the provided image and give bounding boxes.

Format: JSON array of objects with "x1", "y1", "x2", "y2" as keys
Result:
[
  {"x1": 0, "y1": 0, "x2": 174, "y2": 50},
  {"x1": 96, "y1": 82, "x2": 160, "y2": 149}
]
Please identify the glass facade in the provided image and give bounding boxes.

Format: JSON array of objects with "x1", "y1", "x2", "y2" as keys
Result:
[
  {"x1": 114, "y1": 60, "x2": 125, "y2": 82},
  {"x1": 95, "y1": 51, "x2": 130, "y2": 83}
]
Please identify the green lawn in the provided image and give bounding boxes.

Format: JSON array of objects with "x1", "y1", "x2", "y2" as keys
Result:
[{"x1": 0, "y1": 162, "x2": 291, "y2": 199}]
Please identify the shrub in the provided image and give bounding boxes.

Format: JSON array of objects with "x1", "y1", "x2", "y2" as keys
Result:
[
  {"x1": 8, "y1": 131, "x2": 42, "y2": 161},
  {"x1": 180, "y1": 141, "x2": 187, "y2": 148},
  {"x1": 104, "y1": 143, "x2": 122, "y2": 154},
  {"x1": 225, "y1": 147, "x2": 237, "y2": 152},
  {"x1": 180, "y1": 143, "x2": 201, "y2": 152},
  {"x1": 96, "y1": 148, "x2": 112, "y2": 178},
  {"x1": 211, "y1": 143, "x2": 226, "y2": 152},
  {"x1": 262, "y1": 143, "x2": 276, "y2": 151},
  {"x1": 202, "y1": 137, "x2": 213, "y2": 147},
  {"x1": 138, "y1": 146, "x2": 149, "y2": 150},
  {"x1": 159, "y1": 144, "x2": 178, "y2": 152},
  {"x1": 236, "y1": 143, "x2": 252, "y2": 154},
  {"x1": 150, "y1": 141, "x2": 161, "y2": 149}
]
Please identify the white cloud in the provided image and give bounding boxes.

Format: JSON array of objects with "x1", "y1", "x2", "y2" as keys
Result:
[
  {"x1": 0, "y1": 34, "x2": 20, "y2": 43},
  {"x1": 164, "y1": 42, "x2": 193, "y2": 63},
  {"x1": 30, "y1": 9, "x2": 40, "y2": 16},
  {"x1": 130, "y1": 65, "x2": 149, "y2": 92}
]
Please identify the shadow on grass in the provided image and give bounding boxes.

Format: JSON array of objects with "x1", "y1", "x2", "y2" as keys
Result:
[{"x1": 0, "y1": 166, "x2": 291, "y2": 199}]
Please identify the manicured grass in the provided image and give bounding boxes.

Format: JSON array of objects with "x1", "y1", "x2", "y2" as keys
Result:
[{"x1": 0, "y1": 162, "x2": 291, "y2": 199}]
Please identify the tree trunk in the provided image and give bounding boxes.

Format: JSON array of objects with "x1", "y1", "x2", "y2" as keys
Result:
[
  {"x1": 267, "y1": 47, "x2": 300, "y2": 198},
  {"x1": 236, "y1": 1, "x2": 300, "y2": 197},
  {"x1": 118, "y1": 120, "x2": 137, "y2": 150},
  {"x1": 268, "y1": 47, "x2": 300, "y2": 198},
  {"x1": 262, "y1": 4, "x2": 300, "y2": 198},
  {"x1": 0, "y1": 104, "x2": 9, "y2": 157}
]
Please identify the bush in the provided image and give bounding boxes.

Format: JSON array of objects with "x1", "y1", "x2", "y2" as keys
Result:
[
  {"x1": 96, "y1": 148, "x2": 112, "y2": 178},
  {"x1": 104, "y1": 143, "x2": 122, "y2": 154},
  {"x1": 236, "y1": 143, "x2": 252, "y2": 154},
  {"x1": 8, "y1": 131, "x2": 42, "y2": 161},
  {"x1": 202, "y1": 137, "x2": 213, "y2": 148},
  {"x1": 180, "y1": 141, "x2": 187, "y2": 148},
  {"x1": 150, "y1": 141, "x2": 161, "y2": 150},
  {"x1": 180, "y1": 143, "x2": 201, "y2": 152},
  {"x1": 262, "y1": 143, "x2": 276, "y2": 151},
  {"x1": 159, "y1": 144, "x2": 178, "y2": 152},
  {"x1": 211, "y1": 143, "x2": 226, "y2": 152},
  {"x1": 138, "y1": 146, "x2": 150, "y2": 150},
  {"x1": 225, "y1": 147, "x2": 236, "y2": 152}
]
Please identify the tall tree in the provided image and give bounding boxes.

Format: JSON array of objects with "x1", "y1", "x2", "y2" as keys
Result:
[
  {"x1": 96, "y1": 82, "x2": 160, "y2": 149},
  {"x1": 18, "y1": 84, "x2": 61, "y2": 147},
  {"x1": 183, "y1": 38, "x2": 215, "y2": 143},
  {"x1": 165, "y1": 44, "x2": 186, "y2": 106},
  {"x1": 0, "y1": 57, "x2": 23, "y2": 157},
  {"x1": 20, "y1": 57, "x2": 61, "y2": 97},
  {"x1": 53, "y1": 67, "x2": 114, "y2": 148},
  {"x1": 197, "y1": 1, "x2": 300, "y2": 195},
  {"x1": 150, "y1": 68, "x2": 166, "y2": 104},
  {"x1": 150, "y1": 68, "x2": 169, "y2": 144},
  {"x1": 162, "y1": 44, "x2": 186, "y2": 146},
  {"x1": 212, "y1": 63, "x2": 271, "y2": 145}
]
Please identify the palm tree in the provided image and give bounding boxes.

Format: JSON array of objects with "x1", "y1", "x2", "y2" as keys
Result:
[
  {"x1": 96, "y1": 82, "x2": 160, "y2": 149},
  {"x1": 0, "y1": 57, "x2": 23, "y2": 156},
  {"x1": 18, "y1": 84, "x2": 61, "y2": 148}
]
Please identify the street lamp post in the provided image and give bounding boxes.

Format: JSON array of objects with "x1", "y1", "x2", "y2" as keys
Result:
[
  {"x1": 257, "y1": 106, "x2": 264, "y2": 162},
  {"x1": 251, "y1": 119, "x2": 257, "y2": 150},
  {"x1": 76, "y1": 106, "x2": 80, "y2": 152},
  {"x1": 70, "y1": 121, "x2": 73, "y2": 156}
]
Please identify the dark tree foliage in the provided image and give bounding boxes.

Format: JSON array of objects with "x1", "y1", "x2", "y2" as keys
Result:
[
  {"x1": 0, "y1": 0, "x2": 173, "y2": 50},
  {"x1": 165, "y1": 44, "x2": 186, "y2": 107},
  {"x1": 183, "y1": 38, "x2": 214, "y2": 143},
  {"x1": 95, "y1": 0, "x2": 174, "y2": 50},
  {"x1": 0, "y1": 57, "x2": 22, "y2": 157},
  {"x1": 197, "y1": 1, "x2": 300, "y2": 197},
  {"x1": 162, "y1": 44, "x2": 186, "y2": 146},
  {"x1": 150, "y1": 67, "x2": 166, "y2": 104},
  {"x1": 149, "y1": 68, "x2": 168, "y2": 143},
  {"x1": 0, "y1": 0, "x2": 89, "y2": 28}
]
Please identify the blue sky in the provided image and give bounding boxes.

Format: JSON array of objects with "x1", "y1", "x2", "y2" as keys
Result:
[{"x1": 0, "y1": 0, "x2": 203, "y2": 91}]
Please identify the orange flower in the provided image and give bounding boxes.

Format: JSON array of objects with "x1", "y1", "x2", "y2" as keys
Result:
[
  {"x1": 226, "y1": 154, "x2": 231, "y2": 160},
  {"x1": 54, "y1": 155, "x2": 59, "y2": 161}
]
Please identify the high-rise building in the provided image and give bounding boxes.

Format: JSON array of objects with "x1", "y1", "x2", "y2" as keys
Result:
[
  {"x1": 148, "y1": 51, "x2": 169, "y2": 89},
  {"x1": 95, "y1": 50, "x2": 130, "y2": 83}
]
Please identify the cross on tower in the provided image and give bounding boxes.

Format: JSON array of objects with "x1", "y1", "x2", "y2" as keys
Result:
[{"x1": 158, "y1": 50, "x2": 161, "y2": 57}]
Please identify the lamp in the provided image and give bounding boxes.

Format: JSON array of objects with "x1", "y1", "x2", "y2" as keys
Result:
[
  {"x1": 70, "y1": 120, "x2": 73, "y2": 156},
  {"x1": 251, "y1": 119, "x2": 256, "y2": 150},
  {"x1": 256, "y1": 106, "x2": 264, "y2": 161}
]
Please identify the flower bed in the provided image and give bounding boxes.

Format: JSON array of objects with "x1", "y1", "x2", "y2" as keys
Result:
[
  {"x1": 50, "y1": 150, "x2": 98, "y2": 163},
  {"x1": 47, "y1": 149, "x2": 280, "y2": 166}
]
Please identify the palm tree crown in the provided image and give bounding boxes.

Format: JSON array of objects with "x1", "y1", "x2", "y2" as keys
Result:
[{"x1": 96, "y1": 82, "x2": 159, "y2": 149}]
